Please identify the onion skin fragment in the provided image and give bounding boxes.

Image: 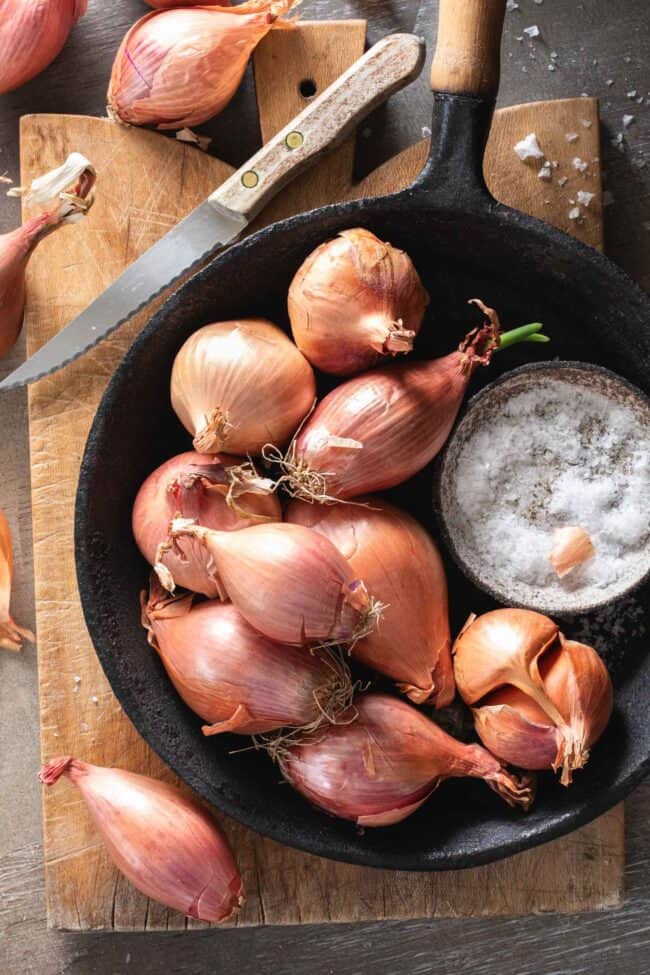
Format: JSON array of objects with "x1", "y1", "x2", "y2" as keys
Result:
[
  {"x1": 288, "y1": 228, "x2": 429, "y2": 376},
  {"x1": 453, "y1": 609, "x2": 614, "y2": 786},
  {"x1": 39, "y1": 758, "x2": 243, "y2": 922},
  {"x1": 286, "y1": 497, "x2": 454, "y2": 707},
  {"x1": 549, "y1": 525, "x2": 595, "y2": 577},
  {"x1": 278, "y1": 693, "x2": 535, "y2": 825},
  {"x1": 142, "y1": 582, "x2": 353, "y2": 736},
  {"x1": 132, "y1": 450, "x2": 280, "y2": 597},
  {"x1": 0, "y1": 0, "x2": 87, "y2": 96}
]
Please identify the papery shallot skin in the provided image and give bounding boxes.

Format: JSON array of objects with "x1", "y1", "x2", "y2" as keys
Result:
[
  {"x1": 132, "y1": 450, "x2": 280, "y2": 597},
  {"x1": 286, "y1": 498, "x2": 454, "y2": 706},
  {"x1": 279, "y1": 694, "x2": 535, "y2": 825},
  {"x1": 39, "y1": 758, "x2": 243, "y2": 922},
  {"x1": 0, "y1": 508, "x2": 34, "y2": 651},
  {"x1": 288, "y1": 229, "x2": 429, "y2": 376},
  {"x1": 0, "y1": 0, "x2": 87, "y2": 95},
  {"x1": 143, "y1": 590, "x2": 350, "y2": 735},
  {"x1": 108, "y1": 1, "x2": 295, "y2": 130},
  {"x1": 291, "y1": 351, "x2": 470, "y2": 500},
  {"x1": 162, "y1": 520, "x2": 377, "y2": 647}
]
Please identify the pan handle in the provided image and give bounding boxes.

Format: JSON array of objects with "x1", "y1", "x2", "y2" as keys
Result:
[{"x1": 413, "y1": 0, "x2": 506, "y2": 203}]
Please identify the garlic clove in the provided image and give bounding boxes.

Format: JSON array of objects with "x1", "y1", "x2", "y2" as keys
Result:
[{"x1": 549, "y1": 525, "x2": 595, "y2": 577}]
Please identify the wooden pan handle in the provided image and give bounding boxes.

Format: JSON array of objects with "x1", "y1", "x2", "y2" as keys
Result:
[
  {"x1": 210, "y1": 33, "x2": 424, "y2": 222},
  {"x1": 430, "y1": 0, "x2": 505, "y2": 98}
]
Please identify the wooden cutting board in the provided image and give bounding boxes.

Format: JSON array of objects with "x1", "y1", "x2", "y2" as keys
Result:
[{"x1": 22, "y1": 21, "x2": 622, "y2": 932}]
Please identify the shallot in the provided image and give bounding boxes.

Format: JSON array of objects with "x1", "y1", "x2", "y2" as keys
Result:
[
  {"x1": 269, "y1": 303, "x2": 547, "y2": 501},
  {"x1": 170, "y1": 318, "x2": 316, "y2": 455},
  {"x1": 279, "y1": 693, "x2": 535, "y2": 825},
  {"x1": 0, "y1": 0, "x2": 87, "y2": 96},
  {"x1": 453, "y1": 609, "x2": 613, "y2": 785},
  {"x1": 0, "y1": 508, "x2": 34, "y2": 652},
  {"x1": 132, "y1": 451, "x2": 280, "y2": 597},
  {"x1": 108, "y1": 1, "x2": 296, "y2": 130},
  {"x1": 40, "y1": 758, "x2": 243, "y2": 922},
  {"x1": 286, "y1": 498, "x2": 454, "y2": 706},
  {"x1": 142, "y1": 580, "x2": 353, "y2": 735},
  {"x1": 156, "y1": 518, "x2": 383, "y2": 647},
  {"x1": 288, "y1": 229, "x2": 429, "y2": 376}
]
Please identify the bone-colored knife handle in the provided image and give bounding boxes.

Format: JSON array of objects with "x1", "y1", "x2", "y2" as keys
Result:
[{"x1": 209, "y1": 33, "x2": 424, "y2": 222}]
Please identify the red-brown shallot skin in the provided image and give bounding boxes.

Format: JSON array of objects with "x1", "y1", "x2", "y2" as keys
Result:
[
  {"x1": 288, "y1": 229, "x2": 429, "y2": 376},
  {"x1": 291, "y1": 351, "x2": 471, "y2": 500},
  {"x1": 286, "y1": 498, "x2": 454, "y2": 707},
  {"x1": 279, "y1": 693, "x2": 535, "y2": 826},
  {"x1": 143, "y1": 590, "x2": 350, "y2": 735},
  {"x1": 132, "y1": 450, "x2": 280, "y2": 597},
  {"x1": 39, "y1": 758, "x2": 243, "y2": 922},
  {"x1": 0, "y1": 0, "x2": 87, "y2": 96}
]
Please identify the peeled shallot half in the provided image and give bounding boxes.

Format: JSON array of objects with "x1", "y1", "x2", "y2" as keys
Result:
[
  {"x1": 132, "y1": 450, "x2": 280, "y2": 597},
  {"x1": 453, "y1": 609, "x2": 613, "y2": 785},
  {"x1": 286, "y1": 498, "x2": 454, "y2": 707},
  {"x1": 288, "y1": 228, "x2": 429, "y2": 376},
  {"x1": 40, "y1": 757, "x2": 243, "y2": 922},
  {"x1": 171, "y1": 318, "x2": 316, "y2": 455},
  {"x1": 142, "y1": 580, "x2": 353, "y2": 736},
  {"x1": 279, "y1": 693, "x2": 535, "y2": 825}
]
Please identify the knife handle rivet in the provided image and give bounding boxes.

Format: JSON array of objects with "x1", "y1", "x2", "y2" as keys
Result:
[
  {"x1": 241, "y1": 170, "x2": 259, "y2": 188},
  {"x1": 285, "y1": 131, "x2": 304, "y2": 150}
]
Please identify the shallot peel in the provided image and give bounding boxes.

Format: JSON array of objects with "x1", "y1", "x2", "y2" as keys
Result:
[
  {"x1": 287, "y1": 498, "x2": 454, "y2": 707},
  {"x1": 142, "y1": 581, "x2": 354, "y2": 735},
  {"x1": 132, "y1": 451, "x2": 280, "y2": 597},
  {"x1": 39, "y1": 758, "x2": 243, "y2": 922},
  {"x1": 157, "y1": 518, "x2": 383, "y2": 647},
  {"x1": 453, "y1": 609, "x2": 613, "y2": 785},
  {"x1": 271, "y1": 302, "x2": 547, "y2": 501},
  {"x1": 0, "y1": 508, "x2": 34, "y2": 652},
  {"x1": 288, "y1": 229, "x2": 429, "y2": 376},
  {"x1": 108, "y1": 1, "x2": 296, "y2": 130},
  {"x1": 279, "y1": 693, "x2": 535, "y2": 825},
  {"x1": 0, "y1": 0, "x2": 87, "y2": 95},
  {"x1": 171, "y1": 318, "x2": 316, "y2": 455}
]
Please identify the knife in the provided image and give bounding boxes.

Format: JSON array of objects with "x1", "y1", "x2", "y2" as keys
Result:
[{"x1": 0, "y1": 32, "x2": 424, "y2": 392}]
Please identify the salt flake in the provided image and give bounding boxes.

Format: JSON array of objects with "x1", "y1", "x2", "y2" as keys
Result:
[
  {"x1": 558, "y1": 176, "x2": 568, "y2": 187},
  {"x1": 623, "y1": 114, "x2": 635, "y2": 128},
  {"x1": 565, "y1": 132, "x2": 579, "y2": 143},
  {"x1": 580, "y1": 118, "x2": 593, "y2": 128},
  {"x1": 523, "y1": 25, "x2": 540, "y2": 38},
  {"x1": 627, "y1": 90, "x2": 638, "y2": 99},
  {"x1": 576, "y1": 190, "x2": 595, "y2": 207},
  {"x1": 506, "y1": 0, "x2": 519, "y2": 10},
  {"x1": 572, "y1": 157, "x2": 588, "y2": 172},
  {"x1": 568, "y1": 207, "x2": 581, "y2": 220},
  {"x1": 606, "y1": 79, "x2": 614, "y2": 87},
  {"x1": 537, "y1": 162, "x2": 552, "y2": 181},
  {"x1": 514, "y1": 132, "x2": 544, "y2": 161}
]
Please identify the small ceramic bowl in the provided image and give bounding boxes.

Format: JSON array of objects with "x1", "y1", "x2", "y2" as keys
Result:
[{"x1": 434, "y1": 361, "x2": 650, "y2": 616}]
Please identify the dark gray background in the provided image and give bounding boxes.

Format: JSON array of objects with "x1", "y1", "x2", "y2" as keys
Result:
[{"x1": 0, "y1": 1, "x2": 648, "y2": 973}]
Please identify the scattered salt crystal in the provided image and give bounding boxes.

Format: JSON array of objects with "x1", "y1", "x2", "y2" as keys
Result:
[
  {"x1": 572, "y1": 156, "x2": 588, "y2": 172},
  {"x1": 602, "y1": 190, "x2": 615, "y2": 206},
  {"x1": 627, "y1": 90, "x2": 638, "y2": 99},
  {"x1": 637, "y1": 96, "x2": 645, "y2": 104},
  {"x1": 550, "y1": 51, "x2": 558, "y2": 60},
  {"x1": 622, "y1": 114, "x2": 635, "y2": 128},
  {"x1": 515, "y1": 35, "x2": 524, "y2": 42},
  {"x1": 522, "y1": 66, "x2": 528, "y2": 73},
  {"x1": 73, "y1": 675, "x2": 81, "y2": 683},
  {"x1": 577, "y1": 190, "x2": 595, "y2": 207},
  {"x1": 514, "y1": 132, "x2": 544, "y2": 161},
  {"x1": 565, "y1": 132, "x2": 579, "y2": 143},
  {"x1": 606, "y1": 79, "x2": 614, "y2": 87},
  {"x1": 568, "y1": 206, "x2": 581, "y2": 220},
  {"x1": 580, "y1": 118, "x2": 593, "y2": 128},
  {"x1": 551, "y1": 160, "x2": 559, "y2": 168},
  {"x1": 80, "y1": 721, "x2": 89, "y2": 733},
  {"x1": 624, "y1": 55, "x2": 632, "y2": 63},
  {"x1": 537, "y1": 162, "x2": 552, "y2": 181},
  {"x1": 558, "y1": 176, "x2": 568, "y2": 186},
  {"x1": 73, "y1": 685, "x2": 79, "y2": 694},
  {"x1": 91, "y1": 695, "x2": 99, "y2": 705},
  {"x1": 421, "y1": 125, "x2": 431, "y2": 138},
  {"x1": 523, "y1": 25, "x2": 540, "y2": 38},
  {"x1": 548, "y1": 64, "x2": 556, "y2": 72},
  {"x1": 580, "y1": 92, "x2": 589, "y2": 98},
  {"x1": 533, "y1": 0, "x2": 543, "y2": 4},
  {"x1": 0, "y1": 172, "x2": 11, "y2": 185},
  {"x1": 506, "y1": 0, "x2": 519, "y2": 10}
]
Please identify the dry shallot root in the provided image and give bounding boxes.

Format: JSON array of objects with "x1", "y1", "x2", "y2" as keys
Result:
[{"x1": 453, "y1": 608, "x2": 613, "y2": 786}]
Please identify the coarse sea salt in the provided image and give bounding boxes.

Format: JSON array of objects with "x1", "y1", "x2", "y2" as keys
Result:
[
  {"x1": 514, "y1": 132, "x2": 544, "y2": 160},
  {"x1": 447, "y1": 381, "x2": 650, "y2": 604}
]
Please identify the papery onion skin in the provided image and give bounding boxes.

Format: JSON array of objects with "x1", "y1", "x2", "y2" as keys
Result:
[
  {"x1": 132, "y1": 450, "x2": 281, "y2": 597},
  {"x1": 0, "y1": 0, "x2": 87, "y2": 96},
  {"x1": 0, "y1": 508, "x2": 35, "y2": 652},
  {"x1": 286, "y1": 497, "x2": 454, "y2": 707},
  {"x1": 284, "y1": 315, "x2": 499, "y2": 501},
  {"x1": 170, "y1": 319, "x2": 316, "y2": 455},
  {"x1": 142, "y1": 585, "x2": 352, "y2": 735},
  {"x1": 453, "y1": 609, "x2": 614, "y2": 785},
  {"x1": 108, "y1": 1, "x2": 294, "y2": 130},
  {"x1": 39, "y1": 757, "x2": 243, "y2": 922},
  {"x1": 160, "y1": 519, "x2": 380, "y2": 647},
  {"x1": 288, "y1": 229, "x2": 429, "y2": 376},
  {"x1": 279, "y1": 693, "x2": 535, "y2": 825}
]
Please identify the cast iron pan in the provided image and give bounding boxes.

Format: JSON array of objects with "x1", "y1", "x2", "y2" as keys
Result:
[{"x1": 76, "y1": 0, "x2": 650, "y2": 870}]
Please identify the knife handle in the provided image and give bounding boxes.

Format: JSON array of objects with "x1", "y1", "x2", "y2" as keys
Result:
[{"x1": 208, "y1": 32, "x2": 424, "y2": 222}]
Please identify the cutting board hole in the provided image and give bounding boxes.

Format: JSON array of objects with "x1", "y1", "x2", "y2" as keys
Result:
[{"x1": 299, "y1": 78, "x2": 317, "y2": 98}]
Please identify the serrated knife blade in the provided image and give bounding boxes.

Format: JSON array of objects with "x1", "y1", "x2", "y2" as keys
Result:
[{"x1": 0, "y1": 32, "x2": 424, "y2": 393}]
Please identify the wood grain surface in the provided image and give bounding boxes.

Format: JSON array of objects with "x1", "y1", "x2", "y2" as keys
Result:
[
  {"x1": 430, "y1": 0, "x2": 506, "y2": 97},
  {"x1": 22, "y1": 22, "x2": 621, "y2": 934}
]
